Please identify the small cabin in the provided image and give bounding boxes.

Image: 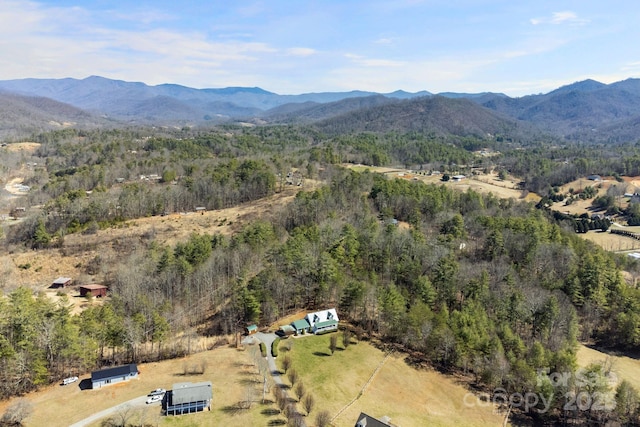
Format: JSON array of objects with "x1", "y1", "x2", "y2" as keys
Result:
[
  {"x1": 245, "y1": 324, "x2": 258, "y2": 335},
  {"x1": 79, "y1": 284, "x2": 108, "y2": 298},
  {"x1": 51, "y1": 277, "x2": 73, "y2": 288}
]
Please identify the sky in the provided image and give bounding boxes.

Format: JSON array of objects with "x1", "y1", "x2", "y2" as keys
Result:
[{"x1": 1, "y1": 0, "x2": 640, "y2": 97}]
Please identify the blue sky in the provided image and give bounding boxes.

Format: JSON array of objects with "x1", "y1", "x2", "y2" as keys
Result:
[{"x1": 1, "y1": 0, "x2": 639, "y2": 96}]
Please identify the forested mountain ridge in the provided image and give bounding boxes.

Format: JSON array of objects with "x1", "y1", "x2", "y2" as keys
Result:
[
  {"x1": 3, "y1": 124, "x2": 640, "y2": 426},
  {"x1": 0, "y1": 92, "x2": 107, "y2": 139},
  {"x1": 4, "y1": 76, "x2": 640, "y2": 143}
]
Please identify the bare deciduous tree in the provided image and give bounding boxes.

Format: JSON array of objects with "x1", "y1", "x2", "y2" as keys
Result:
[
  {"x1": 329, "y1": 334, "x2": 338, "y2": 355},
  {"x1": 287, "y1": 368, "x2": 299, "y2": 387},
  {"x1": 0, "y1": 399, "x2": 33, "y2": 426},
  {"x1": 303, "y1": 393, "x2": 315, "y2": 416},
  {"x1": 342, "y1": 330, "x2": 352, "y2": 349},
  {"x1": 281, "y1": 354, "x2": 292, "y2": 374},
  {"x1": 294, "y1": 382, "x2": 306, "y2": 401},
  {"x1": 316, "y1": 409, "x2": 332, "y2": 427}
]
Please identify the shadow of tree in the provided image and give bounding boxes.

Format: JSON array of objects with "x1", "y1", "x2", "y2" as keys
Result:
[
  {"x1": 221, "y1": 403, "x2": 251, "y2": 415},
  {"x1": 261, "y1": 408, "x2": 281, "y2": 416},
  {"x1": 313, "y1": 351, "x2": 330, "y2": 357},
  {"x1": 268, "y1": 420, "x2": 287, "y2": 426}
]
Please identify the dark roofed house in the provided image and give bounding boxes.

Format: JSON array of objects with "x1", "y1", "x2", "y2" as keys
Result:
[
  {"x1": 51, "y1": 277, "x2": 72, "y2": 288},
  {"x1": 79, "y1": 284, "x2": 108, "y2": 298},
  {"x1": 355, "y1": 412, "x2": 393, "y2": 427},
  {"x1": 91, "y1": 363, "x2": 138, "y2": 389},
  {"x1": 165, "y1": 381, "x2": 212, "y2": 415}
]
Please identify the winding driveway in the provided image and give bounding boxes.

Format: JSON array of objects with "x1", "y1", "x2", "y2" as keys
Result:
[{"x1": 68, "y1": 395, "x2": 156, "y2": 427}]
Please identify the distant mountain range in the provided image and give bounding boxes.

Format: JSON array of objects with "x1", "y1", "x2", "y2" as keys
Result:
[{"x1": 1, "y1": 75, "x2": 640, "y2": 143}]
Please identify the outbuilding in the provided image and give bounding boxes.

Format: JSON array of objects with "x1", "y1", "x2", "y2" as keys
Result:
[
  {"x1": 79, "y1": 284, "x2": 108, "y2": 298},
  {"x1": 91, "y1": 363, "x2": 138, "y2": 389},
  {"x1": 291, "y1": 319, "x2": 311, "y2": 335},
  {"x1": 51, "y1": 277, "x2": 73, "y2": 288},
  {"x1": 165, "y1": 381, "x2": 212, "y2": 415}
]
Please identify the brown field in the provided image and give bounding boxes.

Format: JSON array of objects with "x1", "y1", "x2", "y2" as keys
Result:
[
  {"x1": 287, "y1": 336, "x2": 507, "y2": 427},
  {"x1": 344, "y1": 164, "x2": 540, "y2": 203},
  {"x1": 336, "y1": 353, "x2": 506, "y2": 427},
  {"x1": 0, "y1": 337, "x2": 510, "y2": 427},
  {"x1": 577, "y1": 344, "x2": 640, "y2": 392},
  {"x1": 0, "y1": 183, "x2": 313, "y2": 313},
  {"x1": 0, "y1": 341, "x2": 282, "y2": 427},
  {"x1": 3, "y1": 142, "x2": 40, "y2": 153}
]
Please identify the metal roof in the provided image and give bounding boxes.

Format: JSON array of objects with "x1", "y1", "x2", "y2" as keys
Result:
[
  {"x1": 291, "y1": 319, "x2": 310, "y2": 329},
  {"x1": 91, "y1": 364, "x2": 137, "y2": 381},
  {"x1": 314, "y1": 319, "x2": 338, "y2": 329},
  {"x1": 80, "y1": 284, "x2": 107, "y2": 290},
  {"x1": 355, "y1": 412, "x2": 392, "y2": 427},
  {"x1": 171, "y1": 381, "x2": 212, "y2": 405}
]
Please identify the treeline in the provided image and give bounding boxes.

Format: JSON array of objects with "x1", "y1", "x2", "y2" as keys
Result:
[{"x1": 7, "y1": 168, "x2": 640, "y2": 421}]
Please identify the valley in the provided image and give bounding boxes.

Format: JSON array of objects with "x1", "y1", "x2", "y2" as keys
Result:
[{"x1": 2, "y1": 78, "x2": 640, "y2": 427}]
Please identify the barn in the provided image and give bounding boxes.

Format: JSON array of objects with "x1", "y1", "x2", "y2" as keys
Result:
[
  {"x1": 165, "y1": 381, "x2": 212, "y2": 415},
  {"x1": 51, "y1": 277, "x2": 72, "y2": 288},
  {"x1": 79, "y1": 284, "x2": 108, "y2": 298},
  {"x1": 91, "y1": 364, "x2": 138, "y2": 389}
]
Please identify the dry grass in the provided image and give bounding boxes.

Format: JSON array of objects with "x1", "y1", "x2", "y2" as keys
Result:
[
  {"x1": 343, "y1": 164, "x2": 539, "y2": 202},
  {"x1": 3, "y1": 142, "x2": 40, "y2": 153},
  {"x1": 285, "y1": 335, "x2": 507, "y2": 427},
  {"x1": 0, "y1": 343, "x2": 283, "y2": 427},
  {"x1": 577, "y1": 344, "x2": 640, "y2": 392}
]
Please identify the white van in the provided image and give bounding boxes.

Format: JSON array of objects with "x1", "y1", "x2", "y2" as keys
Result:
[{"x1": 62, "y1": 376, "x2": 78, "y2": 385}]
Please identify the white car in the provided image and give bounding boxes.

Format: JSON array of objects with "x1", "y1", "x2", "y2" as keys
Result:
[
  {"x1": 62, "y1": 376, "x2": 78, "y2": 385},
  {"x1": 148, "y1": 388, "x2": 166, "y2": 396},
  {"x1": 146, "y1": 394, "x2": 163, "y2": 404}
]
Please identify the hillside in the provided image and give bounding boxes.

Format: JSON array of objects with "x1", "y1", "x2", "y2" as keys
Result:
[
  {"x1": 313, "y1": 95, "x2": 530, "y2": 139},
  {"x1": 481, "y1": 78, "x2": 640, "y2": 142},
  {"x1": 0, "y1": 92, "x2": 105, "y2": 139},
  {"x1": 3, "y1": 76, "x2": 640, "y2": 142}
]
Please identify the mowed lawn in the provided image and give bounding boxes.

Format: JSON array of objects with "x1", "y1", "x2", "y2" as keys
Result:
[
  {"x1": 281, "y1": 334, "x2": 507, "y2": 427},
  {"x1": 0, "y1": 344, "x2": 285, "y2": 427}
]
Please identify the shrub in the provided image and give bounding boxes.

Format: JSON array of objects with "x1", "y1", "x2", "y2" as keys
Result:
[
  {"x1": 259, "y1": 342, "x2": 267, "y2": 357},
  {"x1": 271, "y1": 337, "x2": 281, "y2": 357}
]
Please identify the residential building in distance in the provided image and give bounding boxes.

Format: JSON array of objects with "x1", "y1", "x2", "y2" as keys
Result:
[
  {"x1": 91, "y1": 363, "x2": 138, "y2": 389},
  {"x1": 165, "y1": 381, "x2": 213, "y2": 415}
]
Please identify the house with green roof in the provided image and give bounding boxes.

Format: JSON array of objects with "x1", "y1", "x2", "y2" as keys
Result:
[
  {"x1": 291, "y1": 319, "x2": 311, "y2": 335},
  {"x1": 305, "y1": 308, "x2": 339, "y2": 334}
]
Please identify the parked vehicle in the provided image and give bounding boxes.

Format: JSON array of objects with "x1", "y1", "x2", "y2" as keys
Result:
[
  {"x1": 148, "y1": 388, "x2": 166, "y2": 396},
  {"x1": 146, "y1": 395, "x2": 163, "y2": 404},
  {"x1": 62, "y1": 376, "x2": 78, "y2": 385}
]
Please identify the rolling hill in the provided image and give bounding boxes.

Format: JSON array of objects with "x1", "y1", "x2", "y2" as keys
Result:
[
  {"x1": 0, "y1": 91, "x2": 106, "y2": 139},
  {"x1": 3, "y1": 75, "x2": 640, "y2": 143}
]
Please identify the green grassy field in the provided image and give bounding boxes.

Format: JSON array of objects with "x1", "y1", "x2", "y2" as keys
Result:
[{"x1": 281, "y1": 333, "x2": 506, "y2": 427}]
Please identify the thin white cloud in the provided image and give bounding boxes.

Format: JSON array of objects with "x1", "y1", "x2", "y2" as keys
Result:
[
  {"x1": 344, "y1": 53, "x2": 404, "y2": 67},
  {"x1": 530, "y1": 11, "x2": 589, "y2": 26},
  {"x1": 374, "y1": 38, "x2": 394, "y2": 45},
  {"x1": 286, "y1": 47, "x2": 317, "y2": 57}
]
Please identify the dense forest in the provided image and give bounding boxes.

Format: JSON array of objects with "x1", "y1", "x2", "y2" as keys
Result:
[{"x1": 3, "y1": 126, "x2": 640, "y2": 425}]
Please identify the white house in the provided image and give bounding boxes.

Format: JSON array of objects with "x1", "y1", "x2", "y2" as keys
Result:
[{"x1": 305, "y1": 309, "x2": 339, "y2": 334}]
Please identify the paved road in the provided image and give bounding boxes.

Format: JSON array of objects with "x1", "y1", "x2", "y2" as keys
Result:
[
  {"x1": 253, "y1": 332, "x2": 285, "y2": 386},
  {"x1": 68, "y1": 395, "x2": 158, "y2": 427},
  {"x1": 249, "y1": 332, "x2": 307, "y2": 426}
]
